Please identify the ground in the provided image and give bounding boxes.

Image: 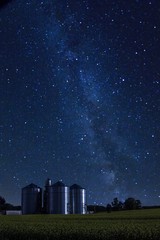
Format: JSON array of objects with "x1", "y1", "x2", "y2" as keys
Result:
[{"x1": 0, "y1": 208, "x2": 160, "y2": 239}]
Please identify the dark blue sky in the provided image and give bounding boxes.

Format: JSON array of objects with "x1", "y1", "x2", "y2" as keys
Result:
[{"x1": 1, "y1": 0, "x2": 160, "y2": 206}]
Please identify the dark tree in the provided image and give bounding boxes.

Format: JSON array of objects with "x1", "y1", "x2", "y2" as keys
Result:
[
  {"x1": 87, "y1": 205, "x2": 106, "y2": 213},
  {"x1": 118, "y1": 201, "x2": 124, "y2": 210},
  {"x1": 112, "y1": 197, "x2": 119, "y2": 210},
  {"x1": 0, "y1": 196, "x2": 6, "y2": 211},
  {"x1": 111, "y1": 198, "x2": 123, "y2": 210},
  {"x1": 0, "y1": 196, "x2": 6, "y2": 206},
  {"x1": 124, "y1": 198, "x2": 142, "y2": 210},
  {"x1": 135, "y1": 199, "x2": 142, "y2": 209},
  {"x1": 4, "y1": 203, "x2": 14, "y2": 210},
  {"x1": 106, "y1": 204, "x2": 112, "y2": 213}
]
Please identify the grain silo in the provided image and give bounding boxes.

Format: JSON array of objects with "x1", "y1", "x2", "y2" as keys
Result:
[
  {"x1": 43, "y1": 178, "x2": 52, "y2": 214},
  {"x1": 22, "y1": 183, "x2": 42, "y2": 214},
  {"x1": 70, "y1": 184, "x2": 87, "y2": 214},
  {"x1": 51, "y1": 181, "x2": 70, "y2": 214}
]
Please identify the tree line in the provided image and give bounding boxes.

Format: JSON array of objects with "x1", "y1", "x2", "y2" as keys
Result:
[
  {"x1": 106, "y1": 197, "x2": 142, "y2": 212},
  {"x1": 0, "y1": 196, "x2": 21, "y2": 211},
  {"x1": 87, "y1": 197, "x2": 142, "y2": 213}
]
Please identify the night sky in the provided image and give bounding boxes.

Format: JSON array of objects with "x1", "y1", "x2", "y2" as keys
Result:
[{"x1": 1, "y1": 0, "x2": 160, "y2": 206}]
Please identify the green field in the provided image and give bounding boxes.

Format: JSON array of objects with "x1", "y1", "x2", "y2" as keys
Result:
[{"x1": 0, "y1": 209, "x2": 160, "y2": 239}]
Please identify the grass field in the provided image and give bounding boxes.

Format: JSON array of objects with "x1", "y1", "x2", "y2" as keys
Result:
[{"x1": 0, "y1": 208, "x2": 160, "y2": 239}]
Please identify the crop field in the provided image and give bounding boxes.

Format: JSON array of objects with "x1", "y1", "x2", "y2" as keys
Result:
[{"x1": 0, "y1": 208, "x2": 160, "y2": 240}]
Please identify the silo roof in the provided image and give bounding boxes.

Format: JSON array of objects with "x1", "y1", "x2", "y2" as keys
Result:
[
  {"x1": 52, "y1": 181, "x2": 66, "y2": 187},
  {"x1": 70, "y1": 184, "x2": 84, "y2": 189},
  {"x1": 23, "y1": 183, "x2": 41, "y2": 189}
]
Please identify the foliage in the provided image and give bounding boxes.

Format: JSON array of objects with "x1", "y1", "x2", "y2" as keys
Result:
[
  {"x1": 124, "y1": 198, "x2": 142, "y2": 210},
  {"x1": 0, "y1": 196, "x2": 6, "y2": 211},
  {"x1": 0, "y1": 196, "x2": 21, "y2": 211},
  {"x1": 87, "y1": 205, "x2": 106, "y2": 213},
  {"x1": 106, "y1": 203, "x2": 112, "y2": 213},
  {"x1": 111, "y1": 197, "x2": 124, "y2": 210},
  {"x1": 0, "y1": 209, "x2": 160, "y2": 239},
  {"x1": 0, "y1": 196, "x2": 6, "y2": 206},
  {"x1": 109, "y1": 197, "x2": 142, "y2": 211},
  {"x1": 135, "y1": 200, "x2": 142, "y2": 209}
]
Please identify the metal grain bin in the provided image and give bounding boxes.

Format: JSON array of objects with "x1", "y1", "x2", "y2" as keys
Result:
[
  {"x1": 22, "y1": 183, "x2": 42, "y2": 214},
  {"x1": 70, "y1": 184, "x2": 87, "y2": 214},
  {"x1": 51, "y1": 181, "x2": 70, "y2": 214},
  {"x1": 43, "y1": 178, "x2": 52, "y2": 214}
]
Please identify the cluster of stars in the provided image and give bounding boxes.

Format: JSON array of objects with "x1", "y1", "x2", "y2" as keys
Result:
[{"x1": 0, "y1": 0, "x2": 160, "y2": 206}]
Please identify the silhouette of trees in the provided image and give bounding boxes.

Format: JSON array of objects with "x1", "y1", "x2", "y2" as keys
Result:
[
  {"x1": 111, "y1": 197, "x2": 123, "y2": 211},
  {"x1": 106, "y1": 204, "x2": 112, "y2": 213},
  {"x1": 0, "y1": 196, "x2": 6, "y2": 211},
  {"x1": 112, "y1": 197, "x2": 119, "y2": 209},
  {"x1": 124, "y1": 198, "x2": 142, "y2": 210},
  {"x1": 0, "y1": 196, "x2": 6, "y2": 206},
  {"x1": 106, "y1": 197, "x2": 142, "y2": 212},
  {"x1": 0, "y1": 196, "x2": 21, "y2": 211},
  {"x1": 135, "y1": 199, "x2": 142, "y2": 209}
]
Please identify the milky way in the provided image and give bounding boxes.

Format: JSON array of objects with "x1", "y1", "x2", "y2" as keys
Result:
[{"x1": 1, "y1": 0, "x2": 160, "y2": 206}]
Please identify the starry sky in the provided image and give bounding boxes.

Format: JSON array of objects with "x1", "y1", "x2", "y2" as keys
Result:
[{"x1": 1, "y1": 0, "x2": 160, "y2": 206}]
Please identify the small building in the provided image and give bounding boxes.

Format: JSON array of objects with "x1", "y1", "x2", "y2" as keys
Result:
[{"x1": 5, "y1": 210, "x2": 22, "y2": 215}]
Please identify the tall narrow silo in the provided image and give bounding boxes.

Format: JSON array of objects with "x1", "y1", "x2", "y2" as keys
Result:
[
  {"x1": 22, "y1": 183, "x2": 42, "y2": 214},
  {"x1": 43, "y1": 178, "x2": 52, "y2": 214},
  {"x1": 70, "y1": 184, "x2": 87, "y2": 214},
  {"x1": 51, "y1": 181, "x2": 70, "y2": 214}
]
